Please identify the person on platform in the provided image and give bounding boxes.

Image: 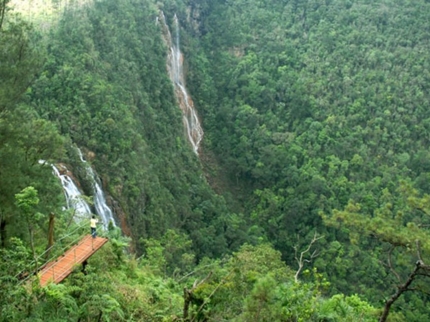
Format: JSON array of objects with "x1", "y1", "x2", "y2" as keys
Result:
[{"x1": 90, "y1": 215, "x2": 99, "y2": 238}]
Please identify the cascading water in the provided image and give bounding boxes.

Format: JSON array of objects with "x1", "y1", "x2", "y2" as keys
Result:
[
  {"x1": 160, "y1": 12, "x2": 203, "y2": 155},
  {"x1": 51, "y1": 165, "x2": 92, "y2": 221},
  {"x1": 77, "y1": 149, "x2": 117, "y2": 230}
]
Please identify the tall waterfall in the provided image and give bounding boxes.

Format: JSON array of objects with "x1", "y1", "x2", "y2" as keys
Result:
[
  {"x1": 77, "y1": 149, "x2": 117, "y2": 230},
  {"x1": 160, "y1": 12, "x2": 203, "y2": 155},
  {"x1": 52, "y1": 165, "x2": 92, "y2": 222}
]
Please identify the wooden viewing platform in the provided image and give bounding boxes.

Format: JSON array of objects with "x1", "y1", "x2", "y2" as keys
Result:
[{"x1": 39, "y1": 235, "x2": 108, "y2": 287}]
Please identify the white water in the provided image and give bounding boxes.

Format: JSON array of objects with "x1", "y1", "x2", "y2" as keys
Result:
[
  {"x1": 160, "y1": 12, "x2": 203, "y2": 155},
  {"x1": 51, "y1": 165, "x2": 92, "y2": 222},
  {"x1": 77, "y1": 148, "x2": 116, "y2": 230}
]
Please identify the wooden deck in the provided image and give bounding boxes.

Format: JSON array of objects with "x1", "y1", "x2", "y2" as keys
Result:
[{"x1": 39, "y1": 235, "x2": 108, "y2": 287}]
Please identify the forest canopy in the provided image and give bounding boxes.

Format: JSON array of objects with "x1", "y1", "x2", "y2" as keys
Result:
[{"x1": 1, "y1": 0, "x2": 430, "y2": 320}]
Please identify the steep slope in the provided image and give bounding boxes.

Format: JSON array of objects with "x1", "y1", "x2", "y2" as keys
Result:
[
  {"x1": 21, "y1": 0, "x2": 430, "y2": 317},
  {"x1": 29, "y1": 0, "x2": 240, "y2": 258},
  {"x1": 179, "y1": 0, "x2": 430, "y2": 316}
]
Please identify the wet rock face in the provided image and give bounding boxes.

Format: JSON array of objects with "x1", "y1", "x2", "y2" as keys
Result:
[{"x1": 160, "y1": 12, "x2": 204, "y2": 155}]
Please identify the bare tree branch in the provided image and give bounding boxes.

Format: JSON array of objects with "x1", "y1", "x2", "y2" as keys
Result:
[
  {"x1": 190, "y1": 270, "x2": 234, "y2": 322},
  {"x1": 183, "y1": 271, "x2": 212, "y2": 321},
  {"x1": 294, "y1": 231, "x2": 324, "y2": 283},
  {"x1": 177, "y1": 260, "x2": 226, "y2": 283},
  {"x1": 379, "y1": 261, "x2": 422, "y2": 322}
]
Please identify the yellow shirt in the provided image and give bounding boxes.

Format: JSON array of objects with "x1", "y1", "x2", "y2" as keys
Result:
[{"x1": 90, "y1": 218, "x2": 98, "y2": 228}]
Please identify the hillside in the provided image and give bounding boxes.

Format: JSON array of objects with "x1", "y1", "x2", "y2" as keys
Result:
[
  {"x1": 1, "y1": 0, "x2": 430, "y2": 320},
  {"x1": 183, "y1": 0, "x2": 430, "y2": 311}
]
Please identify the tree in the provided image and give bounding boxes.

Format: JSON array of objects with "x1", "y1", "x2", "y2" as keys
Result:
[
  {"x1": 322, "y1": 183, "x2": 430, "y2": 321},
  {"x1": 15, "y1": 186, "x2": 41, "y2": 270},
  {"x1": 0, "y1": 2, "x2": 64, "y2": 249},
  {"x1": 142, "y1": 229, "x2": 195, "y2": 277},
  {"x1": 0, "y1": 238, "x2": 33, "y2": 321},
  {"x1": 0, "y1": 0, "x2": 8, "y2": 30},
  {"x1": 0, "y1": 7, "x2": 42, "y2": 112},
  {"x1": 294, "y1": 231, "x2": 324, "y2": 283}
]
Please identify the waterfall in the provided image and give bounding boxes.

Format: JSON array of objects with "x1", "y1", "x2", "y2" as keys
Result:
[
  {"x1": 160, "y1": 12, "x2": 203, "y2": 155},
  {"x1": 77, "y1": 149, "x2": 117, "y2": 230},
  {"x1": 51, "y1": 165, "x2": 92, "y2": 222}
]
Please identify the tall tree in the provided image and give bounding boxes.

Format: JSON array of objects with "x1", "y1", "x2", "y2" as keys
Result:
[
  {"x1": 0, "y1": 7, "x2": 42, "y2": 112},
  {"x1": 0, "y1": 3, "x2": 64, "y2": 248},
  {"x1": 15, "y1": 186, "x2": 40, "y2": 269}
]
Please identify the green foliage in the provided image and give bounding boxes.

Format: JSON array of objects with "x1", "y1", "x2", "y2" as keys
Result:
[
  {"x1": 0, "y1": 1, "x2": 65, "y2": 252},
  {"x1": 0, "y1": 11, "x2": 42, "y2": 112},
  {"x1": 3, "y1": 0, "x2": 430, "y2": 320},
  {"x1": 180, "y1": 0, "x2": 430, "y2": 318},
  {"x1": 142, "y1": 229, "x2": 195, "y2": 277},
  {"x1": 0, "y1": 228, "x2": 378, "y2": 322},
  {"x1": 106, "y1": 227, "x2": 131, "y2": 262},
  {"x1": 184, "y1": 243, "x2": 294, "y2": 320},
  {"x1": 28, "y1": 0, "x2": 236, "y2": 260},
  {"x1": 15, "y1": 186, "x2": 40, "y2": 215},
  {"x1": 322, "y1": 182, "x2": 430, "y2": 319},
  {"x1": 0, "y1": 238, "x2": 32, "y2": 321},
  {"x1": 317, "y1": 294, "x2": 379, "y2": 322},
  {"x1": 178, "y1": 243, "x2": 376, "y2": 321}
]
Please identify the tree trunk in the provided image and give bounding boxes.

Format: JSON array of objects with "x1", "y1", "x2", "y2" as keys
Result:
[
  {"x1": 45, "y1": 213, "x2": 55, "y2": 260},
  {"x1": 82, "y1": 259, "x2": 88, "y2": 274},
  {"x1": 0, "y1": 0, "x2": 7, "y2": 30},
  {"x1": 379, "y1": 262, "x2": 421, "y2": 322},
  {"x1": 182, "y1": 272, "x2": 212, "y2": 321},
  {"x1": 183, "y1": 287, "x2": 192, "y2": 321},
  {"x1": 0, "y1": 218, "x2": 6, "y2": 247},
  {"x1": 29, "y1": 225, "x2": 38, "y2": 272}
]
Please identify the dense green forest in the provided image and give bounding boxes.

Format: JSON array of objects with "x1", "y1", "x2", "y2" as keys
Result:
[{"x1": 2, "y1": 0, "x2": 430, "y2": 320}]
